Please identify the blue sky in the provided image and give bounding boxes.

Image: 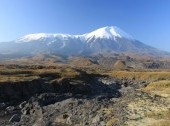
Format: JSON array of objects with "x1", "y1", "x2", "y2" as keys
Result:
[{"x1": 0, "y1": 0, "x2": 170, "y2": 51}]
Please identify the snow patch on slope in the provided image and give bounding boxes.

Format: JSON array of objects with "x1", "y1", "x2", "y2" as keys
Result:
[
  {"x1": 84, "y1": 26, "x2": 133, "y2": 40},
  {"x1": 16, "y1": 26, "x2": 133, "y2": 43},
  {"x1": 16, "y1": 33, "x2": 75, "y2": 42}
]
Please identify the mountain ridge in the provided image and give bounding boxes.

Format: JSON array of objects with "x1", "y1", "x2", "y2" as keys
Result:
[
  {"x1": 16, "y1": 26, "x2": 133, "y2": 42},
  {"x1": 0, "y1": 26, "x2": 169, "y2": 57}
]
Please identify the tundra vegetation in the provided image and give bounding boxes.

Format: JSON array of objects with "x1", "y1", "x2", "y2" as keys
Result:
[{"x1": 0, "y1": 63, "x2": 170, "y2": 126}]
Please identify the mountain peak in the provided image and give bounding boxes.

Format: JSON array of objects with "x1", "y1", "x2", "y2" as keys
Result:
[
  {"x1": 84, "y1": 26, "x2": 133, "y2": 40},
  {"x1": 0, "y1": 25, "x2": 168, "y2": 57},
  {"x1": 16, "y1": 26, "x2": 133, "y2": 43}
]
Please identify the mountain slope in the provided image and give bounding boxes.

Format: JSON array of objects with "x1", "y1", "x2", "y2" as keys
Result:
[{"x1": 0, "y1": 26, "x2": 169, "y2": 57}]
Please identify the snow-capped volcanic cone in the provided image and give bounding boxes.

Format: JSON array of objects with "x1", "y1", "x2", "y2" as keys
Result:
[
  {"x1": 0, "y1": 26, "x2": 169, "y2": 56},
  {"x1": 84, "y1": 26, "x2": 133, "y2": 40}
]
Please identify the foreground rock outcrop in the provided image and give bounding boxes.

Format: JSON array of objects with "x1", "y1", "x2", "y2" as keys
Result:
[{"x1": 0, "y1": 74, "x2": 148, "y2": 126}]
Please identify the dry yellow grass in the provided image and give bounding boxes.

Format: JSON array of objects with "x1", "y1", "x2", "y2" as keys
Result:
[
  {"x1": 0, "y1": 75, "x2": 39, "y2": 82},
  {"x1": 143, "y1": 80, "x2": 170, "y2": 97},
  {"x1": 150, "y1": 120, "x2": 170, "y2": 126},
  {"x1": 112, "y1": 71, "x2": 170, "y2": 81},
  {"x1": 0, "y1": 65, "x2": 81, "y2": 83},
  {"x1": 0, "y1": 68, "x2": 39, "y2": 82},
  {"x1": 146, "y1": 110, "x2": 170, "y2": 120},
  {"x1": 113, "y1": 60, "x2": 126, "y2": 70},
  {"x1": 144, "y1": 80, "x2": 170, "y2": 89},
  {"x1": 106, "y1": 117, "x2": 119, "y2": 126}
]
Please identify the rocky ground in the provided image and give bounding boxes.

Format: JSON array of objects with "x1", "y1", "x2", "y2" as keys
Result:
[
  {"x1": 0, "y1": 66, "x2": 170, "y2": 126},
  {"x1": 0, "y1": 77, "x2": 147, "y2": 126}
]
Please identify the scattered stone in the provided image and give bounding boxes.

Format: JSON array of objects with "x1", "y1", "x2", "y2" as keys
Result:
[
  {"x1": 9, "y1": 114, "x2": 21, "y2": 122},
  {"x1": 6, "y1": 106, "x2": 15, "y2": 113},
  {"x1": 0, "y1": 103, "x2": 6, "y2": 108},
  {"x1": 92, "y1": 115, "x2": 100, "y2": 124},
  {"x1": 100, "y1": 121, "x2": 106, "y2": 126},
  {"x1": 63, "y1": 114, "x2": 69, "y2": 119},
  {"x1": 19, "y1": 101, "x2": 27, "y2": 109},
  {"x1": 22, "y1": 107, "x2": 30, "y2": 115}
]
